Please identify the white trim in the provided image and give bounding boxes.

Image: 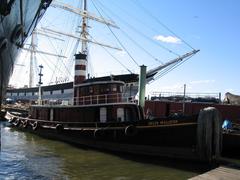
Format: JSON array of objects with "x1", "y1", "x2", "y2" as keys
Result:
[
  {"x1": 74, "y1": 80, "x2": 124, "y2": 87},
  {"x1": 75, "y1": 59, "x2": 87, "y2": 65},
  {"x1": 75, "y1": 70, "x2": 86, "y2": 76},
  {"x1": 32, "y1": 102, "x2": 136, "y2": 108}
]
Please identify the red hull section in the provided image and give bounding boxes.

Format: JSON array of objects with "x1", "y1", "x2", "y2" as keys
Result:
[{"x1": 145, "y1": 101, "x2": 240, "y2": 123}]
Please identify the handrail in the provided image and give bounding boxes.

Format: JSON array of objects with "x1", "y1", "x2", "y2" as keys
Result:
[{"x1": 39, "y1": 93, "x2": 136, "y2": 106}]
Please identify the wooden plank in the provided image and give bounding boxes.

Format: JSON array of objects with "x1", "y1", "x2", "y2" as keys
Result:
[{"x1": 189, "y1": 166, "x2": 240, "y2": 180}]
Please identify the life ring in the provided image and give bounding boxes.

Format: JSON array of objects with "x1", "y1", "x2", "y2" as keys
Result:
[
  {"x1": 11, "y1": 24, "x2": 23, "y2": 43},
  {"x1": 14, "y1": 118, "x2": 21, "y2": 127},
  {"x1": 32, "y1": 121, "x2": 39, "y2": 131},
  {"x1": 22, "y1": 120, "x2": 28, "y2": 128},
  {"x1": 0, "y1": 38, "x2": 8, "y2": 52},
  {"x1": 56, "y1": 124, "x2": 64, "y2": 133},
  {"x1": 9, "y1": 116, "x2": 16, "y2": 123},
  {"x1": 125, "y1": 125, "x2": 138, "y2": 136}
]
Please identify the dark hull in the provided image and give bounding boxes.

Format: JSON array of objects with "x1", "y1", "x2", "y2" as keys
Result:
[
  {"x1": 10, "y1": 117, "x2": 199, "y2": 159},
  {"x1": 5, "y1": 108, "x2": 222, "y2": 163},
  {"x1": 0, "y1": 0, "x2": 52, "y2": 105},
  {"x1": 222, "y1": 131, "x2": 240, "y2": 157}
]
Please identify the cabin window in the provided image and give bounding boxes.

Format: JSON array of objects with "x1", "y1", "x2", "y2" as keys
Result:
[
  {"x1": 117, "y1": 108, "x2": 124, "y2": 122},
  {"x1": 93, "y1": 85, "x2": 99, "y2": 94},
  {"x1": 80, "y1": 87, "x2": 84, "y2": 96},
  {"x1": 89, "y1": 86, "x2": 93, "y2": 94},
  {"x1": 112, "y1": 84, "x2": 117, "y2": 92},
  {"x1": 100, "y1": 107, "x2": 107, "y2": 123},
  {"x1": 100, "y1": 86, "x2": 104, "y2": 93}
]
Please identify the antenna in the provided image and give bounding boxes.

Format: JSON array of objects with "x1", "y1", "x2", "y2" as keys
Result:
[{"x1": 38, "y1": 64, "x2": 43, "y2": 105}]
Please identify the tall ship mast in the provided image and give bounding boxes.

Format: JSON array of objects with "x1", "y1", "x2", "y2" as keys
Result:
[{"x1": 6, "y1": 0, "x2": 199, "y2": 103}]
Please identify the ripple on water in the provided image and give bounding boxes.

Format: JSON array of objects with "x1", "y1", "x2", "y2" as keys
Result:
[{"x1": 0, "y1": 121, "x2": 205, "y2": 180}]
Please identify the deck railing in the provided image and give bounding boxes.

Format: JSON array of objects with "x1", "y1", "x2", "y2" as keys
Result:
[
  {"x1": 73, "y1": 93, "x2": 136, "y2": 105},
  {"x1": 39, "y1": 93, "x2": 136, "y2": 106},
  {"x1": 151, "y1": 91, "x2": 221, "y2": 103}
]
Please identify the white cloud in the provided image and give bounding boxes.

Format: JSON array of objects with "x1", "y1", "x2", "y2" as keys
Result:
[
  {"x1": 154, "y1": 35, "x2": 182, "y2": 44},
  {"x1": 190, "y1": 80, "x2": 215, "y2": 85}
]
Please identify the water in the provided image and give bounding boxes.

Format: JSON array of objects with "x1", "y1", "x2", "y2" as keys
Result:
[{"x1": 0, "y1": 121, "x2": 210, "y2": 180}]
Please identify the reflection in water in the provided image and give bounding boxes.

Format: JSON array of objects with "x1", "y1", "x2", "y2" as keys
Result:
[{"x1": 0, "y1": 121, "x2": 208, "y2": 180}]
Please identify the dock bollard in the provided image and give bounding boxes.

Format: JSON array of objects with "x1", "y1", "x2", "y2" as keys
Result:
[{"x1": 197, "y1": 107, "x2": 222, "y2": 162}]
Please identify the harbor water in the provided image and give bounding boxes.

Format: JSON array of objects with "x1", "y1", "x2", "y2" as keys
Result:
[{"x1": 0, "y1": 120, "x2": 210, "y2": 180}]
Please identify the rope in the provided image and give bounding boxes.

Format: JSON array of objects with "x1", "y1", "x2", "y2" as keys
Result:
[
  {"x1": 152, "y1": 55, "x2": 194, "y2": 82},
  {"x1": 88, "y1": 34, "x2": 132, "y2": 74},
  {"x1": 132, "y1": 0, "x2": 196, "y2": 50},
  {"x1": 95, "y1": 0, "x2": 163, "y2": 64},
  {"x1": 91, "y1": 0, "x2": 139, "y2": 67},
  {"x1": 95, "y1": 0, "x2": 180, "y2": 57}
]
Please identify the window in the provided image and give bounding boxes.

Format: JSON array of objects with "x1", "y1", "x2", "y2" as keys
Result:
[
  {"x1": 89, "y1": 86, "x2": 93, "y2": 94},
  {"x1": 112, "y1": 84, "x2": 117, "y2": 92}
]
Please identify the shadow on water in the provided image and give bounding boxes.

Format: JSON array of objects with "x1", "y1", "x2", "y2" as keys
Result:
[{"x1": 0, "y1": 121, "x2": 219, "y2": 180}]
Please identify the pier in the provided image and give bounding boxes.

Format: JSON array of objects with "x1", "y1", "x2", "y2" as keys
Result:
[{"x1": 189, "y1": 166, "x2": 240, "y2": 180}]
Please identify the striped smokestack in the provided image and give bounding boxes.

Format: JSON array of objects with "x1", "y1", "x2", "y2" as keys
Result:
[{"x1": 74, "y1": 53, "x2": 87, "y2": 85}]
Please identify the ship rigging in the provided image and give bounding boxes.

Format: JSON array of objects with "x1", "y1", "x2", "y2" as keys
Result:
[{"x1": 9, "y1": 0, "x2": 199, "y2": 96}]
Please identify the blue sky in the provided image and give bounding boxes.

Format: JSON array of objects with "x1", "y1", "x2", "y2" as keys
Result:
[{"x1": 10, "y1": 0, "x2": 240, "y2": 97}]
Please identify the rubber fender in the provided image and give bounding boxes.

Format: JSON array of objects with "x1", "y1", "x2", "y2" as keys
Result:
[
  {"x1": 94, "y1": 128, "x2": 104, "y2": 138},
  {"x1": 125, "y1": 125, "x2": 138, "y2": 136},
  {"x1": 56, "y1": 124, "x2": 64, "y2": 133},
  {"x1": 11, "y1": 24, "x2": 23, "y2": 43},
  {"x1": 9, "y1": 116, "x2": 16, "y2": 123},
  {"x1": 197, "y1": 107, "x2": 222, "y2": 162},
  {"x1": 32, "y1": 121, "x2": 39, "y2": 131},
  {"x1": 22, "y1": 120, "x2": 28, "y2": 128},
  {"x1": 14, "y1": 118, "x2": 21, "y2": 127}
]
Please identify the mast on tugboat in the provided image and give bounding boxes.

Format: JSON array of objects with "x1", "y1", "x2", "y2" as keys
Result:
[{"x1": 38, "y1": 65, "x2": 43, "y2": 105}]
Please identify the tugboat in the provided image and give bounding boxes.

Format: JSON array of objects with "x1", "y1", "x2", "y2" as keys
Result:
[
  {"x1": 0, "y1": 0, "x2": 52, "y2": 105},
  {"x1": 6, "y1": 52, "x2": 223, "y2": 162},
  {"x1": 5, "y1": 0, "x2": 222, "y2": 162}
]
